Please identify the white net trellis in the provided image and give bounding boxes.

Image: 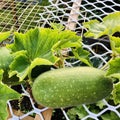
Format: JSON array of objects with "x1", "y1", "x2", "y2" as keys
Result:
[{"x1": 0, "y1": 0, "x2": 120, "y2": 119}]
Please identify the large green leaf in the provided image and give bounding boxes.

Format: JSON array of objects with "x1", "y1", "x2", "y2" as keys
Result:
[
  {"x1": 0, "y1": 71, "x2": 21, "y2": 120},
  {"x1": 28, "y1": 58, "x2": 54, "y2": 81},
  {"x1": 0, "y1": 31, "x2": 10, "y2": 42},
  {"x1": 83, "y1": 11, "x2": 120, "y2": 38},
  {"x1": 9, "y1": 51, "x2": 30, "y2": 81},
  {"x1": 83, "y1": 20, "x2": 107, "y2": 38},
  {"x1": 7, "y1": 28, "x2": 60, "y2": 61},
  {"x1": 52, "y1": 32, "x2": 91, "y2": 66},
  {"x1": 52, "y1": 32, "x2": 81, "y2": 50},
  {"x1": 103, "y1": 12, "x2": 120, "y2": 32},
  {"x1": 0, "y1": 47, "x2": 20, "y2": 85},
  {"x1": 7, "y1": 27, "x2": 90, "y2": 81},
  {"x1": 0, "y1": 83, "x2": 21, "y2": 120},
  {"x1": 7, "y1": 28, "x2": 59, "y2": 80}
]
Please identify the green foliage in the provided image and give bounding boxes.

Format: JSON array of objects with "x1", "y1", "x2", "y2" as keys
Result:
[
  {"x1": 50, "y1": 22, "x2": 65, "y2": 31},
  {"x1": 0, "y1": 68, "x2": 21, "y2": 120},
  {"x1": 83, "y1": 11, "x2": 120, "y2": 38},
  {"x1": 6, "y1": 26, "x2": 91, "y2": 82},
  {"x1": 67, "y1": 105, "x2": 88, "y2": 120},
  {"x1": 0, "y1": 23, "x2": 91, "y2": 120},
  {"x1": 1, "y1": 11, "x2": 120, "y2": 119},
  {"x1": 0, "y1": 83, "x2": 21, "y2": 120},
  {"x1": 68, "y1": 12, "x2": 120, "y2": 119}
]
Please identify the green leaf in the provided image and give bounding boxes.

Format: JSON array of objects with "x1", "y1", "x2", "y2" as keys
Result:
[
  {"x1": 0, "y1": 83, "x2": 21, "y2": 120},
  {"x1": 109, "y1": 36, "x2": 120, "y2": 57},
  {"x1": 83, "y1": 11, "x2": 120, "y2": 38},
  {"x1": 28, "y1": 58, "x2": 54, "y2": 80},
  {"x1": 52, "y1": 30, "x2": 81, "y2": 53},
  {"x1": 7, "y1": 28, "x2": 59, "y2": 80},
  {"x1": 7, "y1": 27, "x2": 90, "y2": 81},
  {"x1": 9, "y1": 50, "x2": 30, "y2": 81},
  {"x1": 106, "y1": 58, "x2": 120, "y2": 79},
  {"x1": 83, "y1": 20, "x2": 107, "y2": 38},
  {"x1": 67, "y1": 105, "x2": 88, "y2": 120},
  {"x1": 96, "y1": 100, "x2": 106, "y2": 109},
  {"x1": 0, "y1": 31, "x2": 10, "y2": 42},
  {"x1": 30, "y1": 58, "x2": 53, "y2": 70},
  {"x1": 101, "y1": 111, "x2": 120, "y2": 120},
  {"x1": 112, "y1": 82, "x2": 120, "y2": 104},
  {"x1": 103, "y1": 12, "x2": 120, "y2": 33},
  {"x1": 7, "y1": 28, "x2": 59, "y2": 62},
  {"x1": 110, "y1": 36, "x2": 120, "y2": 48},
  {"x1": 72, "y1": 47, "x2": 91, "y2": 66},
  {"x1": 50, "y1": 22, "x2": 65, "y2": 31},
  {"x1": 0, "y1": 47, "x2": 13, "y2": 71},
  {"x1": 53, "y1": 39, "x2": 81, "y2": 51}
]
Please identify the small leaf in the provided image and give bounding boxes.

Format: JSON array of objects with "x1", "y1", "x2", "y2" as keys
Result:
[
  {"x1": 9, "y1": 51, "x2": 30, "y2": 81},
  {"x1": 0, "y1": 47, "x2": 13, "y2": 71},
  {"x1": 50, "y1": 23, "x2": 65, "y2": 31},
  {"x1": 110, "y1": 36, "x2": 120, "y2": 50},
  {"x1": 0, "y1": 31, "x2": 10, "y2": 42},
  {"x1": 52, "y1": 30, "x2": 81, "y2": 52},
  {"x1": 112, "y1": 82, "x2": 120, "y2": 104},
  {"x1": 72, "y1": 47, "x2": 91, "y2": 66},
  {"x1": 96, "y1": 100, "x2": 106, "y2": 109},
  {"x1": 7, "y1": 28, "x2": 59, "y2": 62},
  {"x1": 106, "y1": 58, "x2": 120, "y2": 79},
  {"x1": 0, "y1": 82, "x2": 21, "y2": 120},
  {"x1": 67, "y1": 105, "x2": 88, "y2": 120}
]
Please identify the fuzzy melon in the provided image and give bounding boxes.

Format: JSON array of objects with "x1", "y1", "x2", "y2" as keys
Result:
[{"x1": 32, "y1": 67, "x2": 113, "y2": 108}]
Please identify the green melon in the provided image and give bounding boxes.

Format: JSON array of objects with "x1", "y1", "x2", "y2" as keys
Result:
[{"x1": 32, "y1": 67, "x2": 113, "y2": 108}]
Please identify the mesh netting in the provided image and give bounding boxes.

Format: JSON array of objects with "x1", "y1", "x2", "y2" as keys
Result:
[{"x1": 0, "y1": 0, "x2": 120, "y2": 119}]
